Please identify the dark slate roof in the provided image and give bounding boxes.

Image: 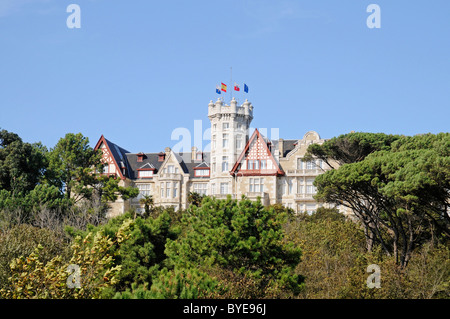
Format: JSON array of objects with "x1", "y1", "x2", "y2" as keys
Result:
[
  {"x1": 125, "y1": 153, "x2": 164, "y2": 179},
  {"x1": 282, "y1": 140, "x2": 298, "y2": 157},
  {"x1": 124, "y1": 151, "x2": 211, "y2": 180},
  {"x1": 103, "y1": 137, "x2": 133, "y2": 177}
]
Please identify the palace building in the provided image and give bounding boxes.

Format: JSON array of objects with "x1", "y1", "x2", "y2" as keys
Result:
[{"x1": 94, "y1": 97, "x2": 351, "y2": 217}]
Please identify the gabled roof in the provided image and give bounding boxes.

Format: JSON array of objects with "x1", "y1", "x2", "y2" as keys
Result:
[
  {"x1": 94, "y1": 135, "x2": 131, "y2": 179},
  {"x1": 194, "y1": 162, "x2": 210, "y2": 168},
  {"x1": 138, "y1": 162, "x2": 155, "y2": 169},
  {"x1": 230, "y1": 128, "x2": 284, "y2": 176}
]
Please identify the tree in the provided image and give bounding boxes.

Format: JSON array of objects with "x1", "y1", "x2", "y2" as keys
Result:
[
  {"x1": 0, "y1": 128, "x2": 47, "y2": 195},
  {"x1": 46, "y1": 133, "x2": 138, "y2": 209},
  {"x1": 139, "y1": 195, "x2": 154, "y2": 218},
  {"x1": 0, "y1": 219, "x2": 132, "y2": 299},
  {"x1": 304, "y1": 132, "x2": 401, "y2": 169},
  {"x1": 312, "y1": 133, "x2": 450, "y2": 268},
  {"x1": 46, "y1": 133, "x2": 103, "y2": 202},
  {"x1": 187, "y1": 192, "x2": 204, "y2": 207},
  {"x1": 164, "y1": 196, "x2": 304, "y2": 298}
]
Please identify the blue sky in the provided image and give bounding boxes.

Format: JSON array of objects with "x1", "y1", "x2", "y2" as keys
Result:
[{"x1": 1, "y1": 0, "x2": 449, "y2": 153}]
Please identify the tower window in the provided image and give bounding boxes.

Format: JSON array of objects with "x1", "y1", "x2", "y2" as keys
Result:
[
  {"x1": 222, "y1": 156, "x2": 228, "y2": 172},
  {"x1": 223, "y1": 122, "x2": 229, "y2": 130},
  {"x1": 222, "y1": 134, "x2": 229, "y2": 148}
]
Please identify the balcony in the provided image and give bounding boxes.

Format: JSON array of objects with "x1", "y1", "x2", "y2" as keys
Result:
[
  {"x1": 245, "y1": 192, "x2": 270, "y2": 205},
  {"x1": 211, "y1": 194, "x2": 236, "y2": 200},
  {"x1": 294, "y1": 193, "x2": 316, "y2": 201},
  {"x1": 158, "y1": 173, "x2": 182, "y2": 181},
  {"x1": 286, "y1": 169, "x2": 323, "y2": 176}
]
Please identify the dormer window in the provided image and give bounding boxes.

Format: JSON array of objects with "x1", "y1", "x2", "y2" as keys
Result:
[
  {"x1": 194, "y1": 168, "x2": 210, "y2": 177},
  {"x1": 138, "y1": 170, "x2": 154, "y2": 178}
]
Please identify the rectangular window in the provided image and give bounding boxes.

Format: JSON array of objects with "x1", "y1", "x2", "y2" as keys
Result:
[
  {"x1": 297, "y1": 158, "x2": 303, "y2": 170},
  {"x1": 306, "y1": 161, "x2": 315, "y2": 170},
  {"x1": 249, "y1": 178, "x2": 264, "y2": 193},
  {"x1": 222, "y1": 156, "x2": 228, "y2": 172},
  {"x1": 288, "y1": 178, "x2": 293, "y2": 194},
  {"x1": 236, "y1": 137, "x2": 242, "y2": 149},
  {"x1": 173, "y1": 182, "x2": 178, "y2": 198},
  {"x1": 137, "y1": 184, "x2": 151, "y2": 198},
  {"x1": 161, "y1": 184, "x2": 164, "y2": 198},
  {"x1": 195, "y1": 169, "x2": 210, "y2": 177},
  {"x1": 167, "y1": 165, "x2": 175, "y2": 173},
  {"x1": 166, "y1": 182, "x2": 171, "y2": 198},
  {"x1": 306, "y1": 178, "x2": 316, "y2": 194},
  {"x1": 193, "y1": 183, "x2": 208, "y2": 195},
  {"x1": 223, "y1": 122, "x2": 229, "y2": 130},
  {"x1": 260, "y1": 160, "x2": 267, "y2": 170},
  {"x1": 211, "y1": 183, "x2": 215, "y2": 195},
  {"x1": 220, "y1": 183, "x2": 228, "y2": 195},
  {"x1": 212, "y1": 135, "x2": 216, "y2": 149},
  {"x1": 138, "y1": 170, "x2": 153, "y2": 178},
  {"x1": 248, "y1": 160, "x2": 258, "y2": 170},
  {"x1": 223, "y1": 134, "x2": 229, "y2": 148}
]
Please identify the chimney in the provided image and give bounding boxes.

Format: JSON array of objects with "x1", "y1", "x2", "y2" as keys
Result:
[
  {"x1": 158, "y1": 151, "x2": 165, "y2": 162},
  {"x1": 279, "y1": 138, "x2": 284, "y2": 158},
  {"x1": 137, "y1": 152, "x2": 145, "y2": 162},
  {"x1": 191, "y1": 146, "x2": 198, "y2": 161}
]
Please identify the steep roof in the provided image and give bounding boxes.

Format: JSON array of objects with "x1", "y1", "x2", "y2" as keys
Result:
[{"x1": 230, "y1": 128, "x2": 284, "y2": 176}]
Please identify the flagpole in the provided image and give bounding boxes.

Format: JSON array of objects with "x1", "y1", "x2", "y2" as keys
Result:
[{"x1": 230, "y1": 66, "x2": 233, "y2": 102}]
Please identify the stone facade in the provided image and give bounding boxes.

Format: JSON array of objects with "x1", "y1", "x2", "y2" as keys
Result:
[{"x1": 94, "y1": 98, "x2": 352, "y2": 218}]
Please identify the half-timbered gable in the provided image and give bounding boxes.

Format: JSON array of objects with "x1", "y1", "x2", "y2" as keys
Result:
[
  {"x1": 231, "y1": 128, "x2": 284, "y2": 177},
  {"x1": 94, "y1": 135, "x2": 130, "y2": 179}
]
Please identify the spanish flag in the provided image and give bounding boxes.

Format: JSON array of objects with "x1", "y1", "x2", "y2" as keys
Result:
[{"x1": 221, "y1": 83, "x2": 227, "y2": 92}]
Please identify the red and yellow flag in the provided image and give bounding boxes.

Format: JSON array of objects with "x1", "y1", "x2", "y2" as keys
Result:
[{"x1": 221, "y1": 83, "x2": 227, "y2": 92}]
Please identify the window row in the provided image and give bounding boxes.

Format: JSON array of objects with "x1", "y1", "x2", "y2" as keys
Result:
[
  {"x1": 212, "y1": 122, "x2": 245, "y2": 131},
  {"x1": 212, "y1": 134, "x2": 243, "y2": 149},
  {"x1": 280, "y1": 178, "x2": 317, "y2": 195},
  {"x1": 161, "y1": 182, "x2": 178, "y2": 199},
  {"x1": 297, "y1": 158, "x2": 324, "y2": 170}
]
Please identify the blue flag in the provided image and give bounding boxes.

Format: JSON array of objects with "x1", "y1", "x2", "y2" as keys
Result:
[
  {"x1": 244, "y1": 83, "x2": 249, "y2": 93},
  {"x1": 216, "y1": 85, "x2": 221, "y2": 94}
]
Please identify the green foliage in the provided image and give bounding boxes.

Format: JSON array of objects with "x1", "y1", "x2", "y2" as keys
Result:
[
  {"x1": 0, "y1": 128, "x2": 47, "y2": 195},
  {"x1": 0, "y1": 219, "x2": 132, "y2": 299},
  {"x1": 0, "y1": 224, "x2": 70, "y2": 292},
  {"x1": 311, "y1": 132, "x2": 450, "y2": 267},
  {"x1": 139, "y1": 195, "x2": 154, "y2": 218},
  {"x1": 46, "y1": 132, "x2": 103, "y2": 202},
  {"x1": 187, "y1": 192, "x2": 205, "y2": 207},
  {"x1": 71, "y1": 210, "x2": 179, "y2": 296},
  {"x1": 165, "y1": 196, "x2": 304, "y2": 298},
  {"x1": 304, "y1": 131, "x2": 401, "y2": 169},
  {"x1": 286, "y1": 209, "x2": 449, "y2": 299}
]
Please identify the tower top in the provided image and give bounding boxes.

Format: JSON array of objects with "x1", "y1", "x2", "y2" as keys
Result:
[{"x1": 207, "y1": 98, "x2": 253, "y2": 122}]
